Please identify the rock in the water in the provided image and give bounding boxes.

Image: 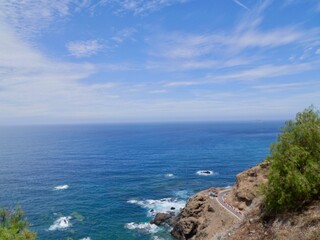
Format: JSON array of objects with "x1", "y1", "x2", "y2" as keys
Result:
[{"x1": 150, "y1": 213, "x2": 172, "y2": 226}]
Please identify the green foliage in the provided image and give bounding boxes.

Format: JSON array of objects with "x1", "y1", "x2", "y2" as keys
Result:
[
  {"x1": 264, "y1": 106, "x2": 320, "y2": 215},
  {"x1": 0, "y1": 207, "x2": 36, "y2": 240}
]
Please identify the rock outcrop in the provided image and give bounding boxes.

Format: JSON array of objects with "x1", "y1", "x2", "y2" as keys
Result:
[
  {"x1": 225, "y1": 161, "x2": 269, "y2": 211},
  {"x1": 153, "y1": 160, "x2": 320, "y2": 239},
  {"x1": 150, "y1": 212, "x2": 172, "y2": 226},
  {"x1": 170, "y1": 188, "x2": 237, "y2": 240}
]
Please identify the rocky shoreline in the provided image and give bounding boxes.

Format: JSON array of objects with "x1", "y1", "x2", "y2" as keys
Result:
[
  {"x1": 151, "y1": 161, "x2": 269, "y2": 239},
  {"x1": 151, "y1": 159, "x2": 320, "y2": 239}
]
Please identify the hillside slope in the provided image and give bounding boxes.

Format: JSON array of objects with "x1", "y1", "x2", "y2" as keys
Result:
[{"x1": 169, "y1": 160, "x2": 320, "y2": 240}]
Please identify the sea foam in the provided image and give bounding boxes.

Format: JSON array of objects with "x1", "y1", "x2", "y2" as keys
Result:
[
  {"x1": 152, "y1": 236, "x2": 165, "y2": 240},
  {"x1": 54, "y1": 185, "x2": 69, "y2": 190},
  {"x1": 164, "y1": 173, "x2": 175, "y2": 178},
  {"x1": 127, "y1": 198, "x2": 185, "y2": 217},
  {"x1": 48, "y1": 216, "x2": 71, "y2": 231},
  {"x1": 196, "y1": 170, "x2": 218, "y2": 176},
  {"x1": 125, "y1": 222, "x2": 160, "y2": 234}
]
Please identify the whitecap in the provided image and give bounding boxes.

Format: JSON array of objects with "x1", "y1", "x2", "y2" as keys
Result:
[
  {"x1": 54, "y1": 185, "x2": 69, "y2": 190},
  {"x1": 125, "y1": 222, "x2": 160, "y2": 234},
  {"x1": 127, "y1": 198, "x2": 185, "y2": 217},
  {"x1": 152, "y1": 236, "x2": 165, "y2": 240},
  {"x1": 164, "y1": 173, "x2": 174, "y2": 178},
  {"x1": 48, "y1": 216, "x2": 71, "y2": 231},
  {"x1": 196, "y1": 170, "x2": 217, "y2": 176},
  {"x1": 79, "y1": 238, "x2": 91, "y2": 240}
]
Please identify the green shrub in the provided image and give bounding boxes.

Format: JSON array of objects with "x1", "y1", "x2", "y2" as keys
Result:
[
  {"x1": 264, "y1": 106, "x2": 320, "y2": 215},
  {"x1": 0, "y1": 207, "x2": 36, "y2": 239}
]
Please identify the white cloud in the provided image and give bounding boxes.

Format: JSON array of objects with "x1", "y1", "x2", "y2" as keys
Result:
[
  {"x1": 66, "y1": 40, "x2": 104, "y2": 57},
  {"x1": 112, "y1": 28, "x2": 137, "y2": 43},
  {"x1": 106, "y1": 0, "x2": 190, "y2": 15},
  {"x1": 0, "y1": 0, "x2": 86, "y2": 37},
  {"x1": 316, "y1": 48, "x2": 320, "y2": 55},
  {"x1": 146, "y1": 59, "x2": 218, "y2": 71},
  {"x1": 146, "y1": 0, "x2": 319, "y2": 73},
  {"x1": 165, "y1": 81, "x2": 200, "y2": 87},
  {"x1": 150, "y1": 27, "x2": 307, "y2": 62},
  {"x1": 148, "y1": 89, "x2": 168, "y2": 94},
  {"x1": 219, "y1": 63, "x2": 313, "y2": 81},
  {"x1": 0, "y1": 0, "x2": 318, "y2": 124},
  {"x1": 252, "y1": 81, "x2": 319, "y2": 92},
  {"x1": 0, "y1": 21, "x2": 125, "y2": 123},
  {"x1": 163, "y1": 62, "x2": 316, "y2": 87},
  {"x1": 89, "y1": 0, "x2": 190, "y2": 15}
]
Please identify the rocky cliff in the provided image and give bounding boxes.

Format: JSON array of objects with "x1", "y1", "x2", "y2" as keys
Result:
[
  {"x1": 170, "y1": 188, "x2": 237, "y2": 240},
  {"x1": 158, "y1": 160, "x2": 320, "y2": 239},
  {"x1": 225, "y1": 161, "x2": 269, "y2": 211}
]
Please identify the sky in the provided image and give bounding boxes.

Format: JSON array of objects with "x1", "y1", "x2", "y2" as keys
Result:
[{"x1": 0, "y1": 0, "x2": 319, "y2": 124}]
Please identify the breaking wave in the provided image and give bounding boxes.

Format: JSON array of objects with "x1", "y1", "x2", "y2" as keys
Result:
[
  {"x1": 48, "y1": 216, "x2": 71, "y2": 231},
  {"x1": 196, "y1": 170, "x2": 218, "y2": 176},
  {"x1": 127, "y1": 198, "x2": 185, "y2": 217},
  {"x1": 125, "y1": 222, "x2": 160, "y2": 234},
  {"x1": 54, "y1": 185, "x2": 69, "y2": 190}
]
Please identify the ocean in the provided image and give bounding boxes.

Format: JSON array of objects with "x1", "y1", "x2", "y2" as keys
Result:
[{"x1": 0, "y1": 122, "x2": 282, "y2": 240}]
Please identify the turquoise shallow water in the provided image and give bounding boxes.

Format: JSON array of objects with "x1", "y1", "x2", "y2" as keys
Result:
[{"x1": 0, "y1": 122, "x2": 281, "y2": 239}]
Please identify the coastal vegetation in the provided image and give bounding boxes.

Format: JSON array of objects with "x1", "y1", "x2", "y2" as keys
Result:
[
  {"x1": 0, "y1": 207, "x2": 36, "y2": 240},
  {"x1": 264, "y1": 106, "x2": 320, "y2": 215}
]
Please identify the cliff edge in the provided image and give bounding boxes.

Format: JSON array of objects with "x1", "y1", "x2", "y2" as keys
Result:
[{"x1": 167, "y1": 160, "x2": 320, "y2": 240}]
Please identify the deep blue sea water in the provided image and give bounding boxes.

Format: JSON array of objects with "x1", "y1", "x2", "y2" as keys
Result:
[{"x1": 0, "y1": 122, "x2": 282, "y2": 240}]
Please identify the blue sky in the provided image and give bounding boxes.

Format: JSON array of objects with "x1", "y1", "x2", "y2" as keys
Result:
[{"x1": 0, "y1": 0, "x2": 319, "y2": 124}]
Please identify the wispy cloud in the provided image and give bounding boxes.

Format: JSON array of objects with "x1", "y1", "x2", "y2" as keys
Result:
[
  {"x1": 0, "y1": 21, "x2": 134, "y2": 123},
  {"x1": 163, "y1": 62, "x2": 316, "y2": 87},
  {"x1": 165, "y1": 81, "x2": 200, "y2": 87},
  {"x1": 252, "y1": 81, "x2": 319, "y2": 92},
  {"x1": 219, "y1": 63, "x2": 314, "y2": 81},
  {"x1": 66, "y1": 40, "x2": 105, "y2": 57},
  {"x1": 0, "y1": 0, "x2": 319, "y2": 124},
  {"x1": 112, "y1": 28, "x2": 137, "y2": 43},
  {"x1": 146, "y1": 0, "x2": 319, "y2": 75},
  {"x1": 148, "y1": 89, "x2": 168, "y2": 94},
  {"x1": 123, "y1": 0, "x2": 190, "y2": 14},
  {"x1": 150, "y1": 26, "x2": 308, "y2": 62},
  {"x1": 0, "y1": 0, "x2": 87, "y2": 37},
  {"x1": 91, "y1": 0, "x2": 190, "y2": 15},
  {"x1": 232, "y1": 0, "x2": 249, "y2": 10}
]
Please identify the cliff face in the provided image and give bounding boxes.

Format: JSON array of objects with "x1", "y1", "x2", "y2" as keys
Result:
[
  {"x1": 225, "y1": 161, "x2": 269, "y2": 211},
  {"x1": 223, "y1": 161, "x2": 320, "y2": 240},
  {"x1": 168, "y1": 161, "x2": 320, "y2": 240},
  {"x1": 170, "y1": 188, "x2": 237, "y2": 240}
]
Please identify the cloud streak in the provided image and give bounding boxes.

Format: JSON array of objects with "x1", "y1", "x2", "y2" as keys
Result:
[
  {"x1": 91, "y1": 0, "x2": 190, "y2": 15},
  {"x1": 0, "y1": 0, "x2": 86, "y2": 37},
  {"x1": 232, "y1": 0, "x2": 249, "y2": 10},
  {"x1": 66, "y1": 40, "x2": 105, "y2": 57},
  {"x1": 0, "y1": 0, "x2": 319, "y2": 124}
]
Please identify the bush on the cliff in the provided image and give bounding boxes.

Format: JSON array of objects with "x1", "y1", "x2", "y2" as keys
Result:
[
  {"x1": 0, "y1": 207, "x2": 36, "y2": 239},
  {"x1": 265, "y1": 106, "x2": 320, "y2": 215}
]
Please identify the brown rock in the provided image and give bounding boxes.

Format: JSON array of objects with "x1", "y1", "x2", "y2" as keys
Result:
[
  {"x1": 150, "y1": 212, "x2": 172, "y2": 226},
  {"x1": 225, "y1": 161, "x2": 269, "y2": 211},
  {"x1": 171, "y1": 217, "x2": 199, "y2": 239}
]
